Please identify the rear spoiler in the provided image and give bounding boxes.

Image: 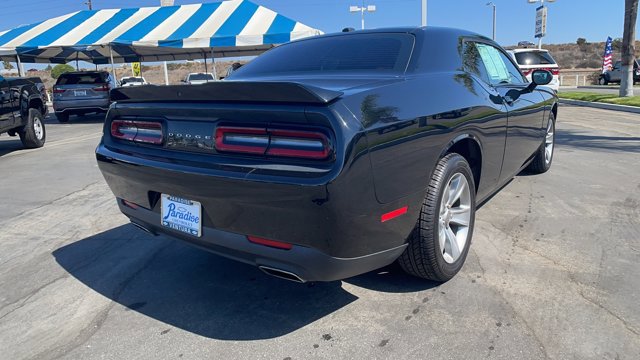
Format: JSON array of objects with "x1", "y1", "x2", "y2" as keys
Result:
[{"x1": 110, "y1": 81, "x2": 343, "y2": 104}]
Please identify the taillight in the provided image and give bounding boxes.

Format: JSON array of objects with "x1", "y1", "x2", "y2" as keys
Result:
[
  {"x1": 215, "y1": 126, "x2": 332, "y2": 160},
  {"x1": 53, "y1": 86, "x2": 64, "y2": 94},
  {"x1": 94, "y1": 84, "x2": 110, "y2": 92},
  {"x1": 523, "y1": 68, "x2": 559, "y2": 76},
  {"x1": 111, "y1": 120, "x2": 163, "y2": 145},
  {"x1": 214, "y1": 127, "x2": 269, "y2": 155}
]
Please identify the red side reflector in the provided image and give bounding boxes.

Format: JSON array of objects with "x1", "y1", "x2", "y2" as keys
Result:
[
  {"x1": 247, "y1": 236, "x2": 293, "y2": 250},
  {"x1": 381, "y1": 206, "x2": 408, "y2": 223},
  {"x1": 122, "y1": 199, "x2": 139, "y2": 209}
]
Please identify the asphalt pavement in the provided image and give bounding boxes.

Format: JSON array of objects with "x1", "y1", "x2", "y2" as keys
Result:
[{"x1": 0, "y1": 106, "x2": 639, "y2": 360}]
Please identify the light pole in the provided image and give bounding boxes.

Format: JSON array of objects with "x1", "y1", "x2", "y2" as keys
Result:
[
  {"x1": 486, "y1": 2, "x2": 496, "y2": 41},
  {"x1": 422, "y1": 0, "x2": 427, "y2": 26},
  {"x1": 528, "y1": 0, "x2": 556, "y2": 49},
  {"x1": 350, "y1": 1, "x2": 376, "y2": 30}
]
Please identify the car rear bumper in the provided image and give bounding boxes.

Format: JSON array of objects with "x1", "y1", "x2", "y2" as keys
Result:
[
  {"x1": 53, "y1": 98, "x2": 110, "y2": 113},
  {"x1": 96, "y1": 143, "x2": 420, "y2": 280},
  {"x1": 117, "y1": 199, "x2": 406, "y2": 282}
]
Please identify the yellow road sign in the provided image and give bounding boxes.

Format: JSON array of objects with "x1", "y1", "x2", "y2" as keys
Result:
[{"x1": 131, "y1": 62, "x2": 141, "y2": 76}]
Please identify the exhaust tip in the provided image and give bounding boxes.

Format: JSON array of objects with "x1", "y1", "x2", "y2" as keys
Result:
[
  {"x1": 259, "y1": 266, "x2": 306, "y2": 283},
  {"x1": 130, "y1": 221, "x2": 157, "y2": 236}
]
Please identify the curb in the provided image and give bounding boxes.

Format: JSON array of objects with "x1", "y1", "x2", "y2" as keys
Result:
[{"x1": 559, "y1": 98, "x2": 640, "y2": 114}]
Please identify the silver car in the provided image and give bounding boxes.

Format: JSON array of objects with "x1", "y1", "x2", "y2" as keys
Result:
[{"x1": 52, "y1": 71, "x2": 115, "y2": 123}]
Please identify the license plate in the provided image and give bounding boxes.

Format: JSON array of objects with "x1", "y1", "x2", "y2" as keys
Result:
[
  {"x1": 74, "y1": 90, "x2": 87, "y2": 96},
  {"x1": 161, "y1": 194, "x2": 202, "y2": 237}
]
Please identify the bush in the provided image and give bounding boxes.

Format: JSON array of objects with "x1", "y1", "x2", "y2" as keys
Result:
[
  {"x1": 587, "y1": 71, "x2": 602, "y2": 85},
  {"x1": 50, "y1": 64, "x2": 75, "y2": 79}
]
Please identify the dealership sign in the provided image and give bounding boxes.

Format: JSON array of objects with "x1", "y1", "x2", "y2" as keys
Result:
[{"x1": 535, "y1": 6, "x2": 547, "y2": 38}]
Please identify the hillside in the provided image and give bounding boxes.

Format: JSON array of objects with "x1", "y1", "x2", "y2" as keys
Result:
[{"x1": 507, "y1": 40, "x2": 640, "y2": 69}]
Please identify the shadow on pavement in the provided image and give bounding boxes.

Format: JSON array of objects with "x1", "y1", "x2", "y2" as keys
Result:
[
  {"x1": 556, "y1": 129, "x2": 640, "y2": 153},
  {"x1": 53, "y1": 224, "x2": 438, "y2": 339},
  {"x1": 54, "y1": 224, "x2": 358, "y2": 340},
  {"x1": 45, "y1": 112, "x2": 106, "y2": 125},
  {"x1": 0, "y1": 138, "x2": 28, "y2": 157}
]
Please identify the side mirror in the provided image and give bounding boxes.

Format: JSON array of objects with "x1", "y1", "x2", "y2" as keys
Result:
[
  {"x1": 520, "y1": 69, "x2": 553, "y2": 94},
  {"x1": 532, "y1": 69, "x2": 553, "y2": 86}
]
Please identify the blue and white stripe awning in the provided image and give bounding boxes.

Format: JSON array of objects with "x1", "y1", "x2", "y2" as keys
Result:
[{"x1": 0, "y1": 0, "x2": 323, "y2": 64}]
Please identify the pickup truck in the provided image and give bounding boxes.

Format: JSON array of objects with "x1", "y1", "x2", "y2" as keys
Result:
[
  {"x1": 599, "y1": 60, "x2": 640, "y2": 85},
  {"x1": 0, "y1": 75, "x2": 48, "y2": 148}
]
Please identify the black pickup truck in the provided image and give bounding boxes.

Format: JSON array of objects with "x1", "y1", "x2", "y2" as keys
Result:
[{"x1": 0, "y1": 75, "x2": 48, "y2": 148}]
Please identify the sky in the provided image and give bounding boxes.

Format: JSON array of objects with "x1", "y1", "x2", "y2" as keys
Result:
[{"x1": 0, "y1": 0, "x2": 630, "y2": 46}]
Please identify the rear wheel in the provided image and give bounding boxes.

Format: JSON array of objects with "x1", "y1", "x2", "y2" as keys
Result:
[
  {"x1": 56, "y1": 112, "x2": 69, "y2": 123},
  {"x1": 19, "y1": 108, "x2": 46, "y2": 148},
  {"x1": 526, "y1": 112, "x2": 555, "y2": 174},
  {"x1": 399, "y1": 153, "x2": 476, "y2": 282},
  {"x1": 598, "y1": 76, "x2": 608, "y2": 86}
]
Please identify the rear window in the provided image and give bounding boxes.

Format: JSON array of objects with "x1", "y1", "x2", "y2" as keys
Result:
[
  {"x1": 514, "y1": 51, "x2": 556, "y2": 66},
  {"x1": 230, "y1": 33, "x2": 414, "y2": 77},
  {"x1": 56, "y1": 73, "x2": 105, "y2": 85},
  {"x1": 122, "y1": 77, "x2": 144, "y2": 84},
  {"x1": 189, "y1": 74, "x2": 214, "y2": 81}
]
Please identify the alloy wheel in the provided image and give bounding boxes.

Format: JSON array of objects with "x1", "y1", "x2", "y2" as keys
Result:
[
  {"x1": 544, "y1": 120, "x2": 554, "y2": 165},
  {"x1": 34, "y1": 117, "x2": 44, "y2": 140},
  {"x1": 438, "y1": 173, "x2": 472, "y2": 264}
]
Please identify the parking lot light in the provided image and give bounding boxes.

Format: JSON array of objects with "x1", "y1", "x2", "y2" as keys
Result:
[
  {"x1": 486, "y1": 2, "x2": 496, "y2": 41},
  {"x1": 349, "y1": 1, "x2": 376, "y2": 30}
]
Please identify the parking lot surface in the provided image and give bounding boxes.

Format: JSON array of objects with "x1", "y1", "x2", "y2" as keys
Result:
[{"x1": 0, "y1": 106, "x2": 639, "y2": 360}]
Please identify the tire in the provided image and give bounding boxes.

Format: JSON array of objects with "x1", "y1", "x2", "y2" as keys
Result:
[
  {"x1": 19, "y1": 108, "x2": 46, "y2": 149},
  {"x1": 598, "y1": 76, "x2": 608, "y2": 86},
  {"x1": 398, "y1": 153, "x2": 476, "y2": 282},
  {"x1": 526, "y1": 112, "x2": 555, "y2": 174},
  {"x1": 56, "y1": 112, "x2": 69, "y2": 123}
]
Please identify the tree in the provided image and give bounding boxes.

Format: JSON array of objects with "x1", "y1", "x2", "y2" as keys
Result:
[
  {"x1": 44, "y1": 64, "x2": 52, "y2": 71},
  {"x1": 51, "y1": 64, "x2": 75, "y2": 79},
  {"x1": 576, "y1": 37, "x2": 587, "y2": 47},
  {"x1": 620, "y1": 0, "x2": 638, "y2": 97},
  {"x1": 2, "y1": 60, "x2": 13, "y2": 70},
  {"x1": 612, "y1": 38, "x2": 623, "y2": 52}
]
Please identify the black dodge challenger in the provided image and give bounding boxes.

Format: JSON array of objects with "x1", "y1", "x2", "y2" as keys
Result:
[{"x1": 97, "y1": 27, "x2": 558, "y2": 283}]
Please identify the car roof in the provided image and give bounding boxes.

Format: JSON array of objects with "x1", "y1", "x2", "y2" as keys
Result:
[
  {"x1": 60, "y1": 71, "x2": 108, "y2": 75},
  {"x1": 510, "y1": 48, "x2": 550, "y2": 53}
]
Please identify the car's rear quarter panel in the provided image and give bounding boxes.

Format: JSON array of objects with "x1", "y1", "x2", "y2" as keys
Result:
[{"x1": 340, "y1": 72, "x2": 508, "y2": 205}]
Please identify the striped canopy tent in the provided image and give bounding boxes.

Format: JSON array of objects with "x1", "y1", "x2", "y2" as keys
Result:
[{"x1": 0, "y1": 0, "x2": 322, "y2": 65}]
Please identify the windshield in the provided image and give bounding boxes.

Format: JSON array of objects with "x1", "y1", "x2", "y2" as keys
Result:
[
  {"x1": 188, "y1": 74, "x2": 214, "y2": 81},
  {"x1": 230, "y1": 33, "x2": 414, "y2": 78},
  {"x1": 514, "y1": 51, "x2": 556, "y2": 66},
  {"x1": 56, "y1": 73, "x2": 105, "y2": 85}
]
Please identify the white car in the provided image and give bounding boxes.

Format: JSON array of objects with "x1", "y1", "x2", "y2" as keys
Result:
[
  {"x1": 508, "y1": 48, "x2": 560, "y2": 92},
  {"x1": 120, "y1": 76, "x2": 148, "y2": 87},
  {"x1": 183, "y1": 73, "x2": 215, "y2": 85}
]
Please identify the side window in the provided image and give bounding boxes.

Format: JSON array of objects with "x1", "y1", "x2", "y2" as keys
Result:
[
  {"x1": 474, "y1": 43, "x2": 526, "y2": 86},
  {"x1": 462, "y1": 42, "x2": 490, "y2": 84}
]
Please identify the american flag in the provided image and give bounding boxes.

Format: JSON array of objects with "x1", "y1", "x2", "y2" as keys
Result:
[{"x1": 602, "y1": 37, "x2": 613, "y2": 73}]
